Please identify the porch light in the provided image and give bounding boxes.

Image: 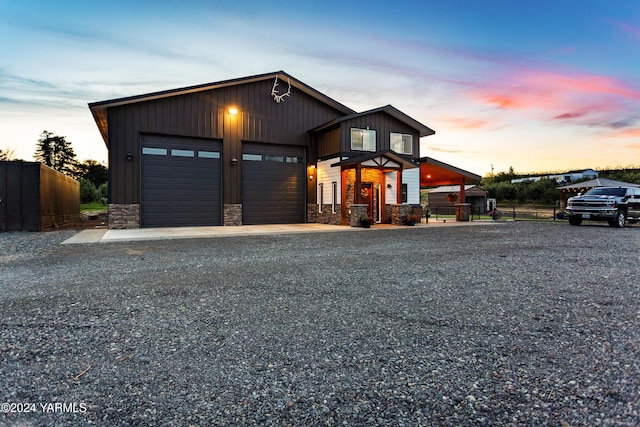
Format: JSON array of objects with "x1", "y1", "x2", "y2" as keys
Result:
[
  {"x1": 228, "y1": 107, "x2": 238, "y2": 115},
  {"x1": 308, "y1": 164, "x2": 315, "y2": 180}
]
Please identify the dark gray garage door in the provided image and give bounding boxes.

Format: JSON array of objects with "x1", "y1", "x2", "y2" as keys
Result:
[
  {"x1": 242, "y1": 143, "x2": 305, "y2": 225},
  {"x1": 141, "y1": 135, "x2": 221, "y2": 227}
]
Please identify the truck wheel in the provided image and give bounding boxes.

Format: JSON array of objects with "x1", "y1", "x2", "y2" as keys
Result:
[
  {"x1": 610, "y1": 210, "x2": 626, "y2": 228},
  {"x1": 568, "y1": 216, "x2": 582, "y2": 226}
]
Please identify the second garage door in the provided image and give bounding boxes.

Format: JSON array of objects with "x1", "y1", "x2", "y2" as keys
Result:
[{"x1": 242, "y1": 143, "x2": 306, "y2": 225}]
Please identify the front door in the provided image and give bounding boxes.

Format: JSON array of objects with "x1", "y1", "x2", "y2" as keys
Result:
[{"x1": 361, "y1": 183, "x2": 373, "y2": 218}]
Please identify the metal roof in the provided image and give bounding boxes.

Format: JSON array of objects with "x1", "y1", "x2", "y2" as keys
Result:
[
  {"x1": 330, "y1": 150, "x2": 418, "y2": 169},
  {"x1": 310, "y1": 105, "x2": 435, "y2": 138},
  {"x1": 557, "y1": 178, "x2": 640, "y2": 189},
  {"x1": 427, "y1": 184, "x2": 486, "y2": 193},
  {"x1": 88, "y1": 71, "x2": 356, "y2": 144},
  {"x1": 418, "y1": 156, "x2": 482, "y2": 187}
]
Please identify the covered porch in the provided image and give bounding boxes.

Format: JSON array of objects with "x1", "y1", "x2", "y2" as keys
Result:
[
  {"x1": 418, "y1": 157, "x2": 482, "y2": 220},
  {"x1": 331, "y1": 151, "x2": 420, "y2": 226}
]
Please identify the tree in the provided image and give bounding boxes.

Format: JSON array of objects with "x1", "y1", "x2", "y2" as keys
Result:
[
  {"x1": 0, "y1": 147, "x2": 19, "y2": 161},
  {"x1": 34, "y1": 130, "x2": 78, "y2": 176},
  {"x1": 80, "y1": 179, "x2": 100, "y2": 204},
  {"x1": 76, "y1": 159, "x2": 108, "y2": 187}
]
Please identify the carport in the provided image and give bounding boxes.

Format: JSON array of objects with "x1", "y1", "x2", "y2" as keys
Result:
[{"x1": 418, "y1": 157, "x2": 482, "y2": 220}]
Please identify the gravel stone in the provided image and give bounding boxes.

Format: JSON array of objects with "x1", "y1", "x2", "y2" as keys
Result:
[{"x1": 1, "y1": 222, "x2": 639, "y2": 426}]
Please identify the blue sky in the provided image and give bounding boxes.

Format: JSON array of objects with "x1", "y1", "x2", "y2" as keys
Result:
[{"x1": 1, "y1": 0, "x2": 639, "y2": 176}]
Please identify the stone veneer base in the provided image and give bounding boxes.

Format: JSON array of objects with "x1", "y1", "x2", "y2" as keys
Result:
[
  {"x1": 108, "y1": 204, "x2": 140, "y2": 229},
  {"x1": 224, "y1": 204, "x2": 242, "y2": 226}
]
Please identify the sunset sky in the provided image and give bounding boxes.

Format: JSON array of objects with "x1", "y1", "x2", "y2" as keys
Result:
[{"x1": 1, "y1": 0, "x2": 639, "y2": 176}]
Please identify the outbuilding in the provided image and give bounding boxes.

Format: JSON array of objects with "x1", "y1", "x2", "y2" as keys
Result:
[
  {"x1": 89, "y1": 71, "x2": 480, "y2": 229},
  {"x1": 427, "y1": 184, "x2": 488, "y2": 216},
  {"x1": 0, "y1": 161, "x2": 79, "y2": 231}
]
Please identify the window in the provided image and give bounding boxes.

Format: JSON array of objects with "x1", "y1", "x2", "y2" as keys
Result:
[
  {"x1": 351, "y1": 128, "x2": 376, "y2": 151},
  {"x1": 401, "y1": 183, "x2": 408, "y2": 203},
  {"x1": 242, "y1": 154, "x2": 262, "y2": 161},
  {"x1": 142, "y1": 147, "x2": 167, "y2": 156},
  {"x1": 171, "y1": 149, "x2": 194, "y2": 157},
  {"x1": 198, "y1": 151, "x2": 220, "y2": 159},
  {"x1": 332, "y1": 182, "x2": 337, "y2": 213},
  {"x1": 391, "y1": 133, "x2": 413, "y2": 155},
  {"x1": 318, "y1": 183, "x2": 324, "y2": 213},
  {"x1": 264, "y1": 155, "x2": 284, "y2": 163}
]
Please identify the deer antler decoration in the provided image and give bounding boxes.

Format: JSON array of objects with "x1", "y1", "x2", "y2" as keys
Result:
[{"x1": 271, "y1": 76, "x2": 291, "y2": 103}]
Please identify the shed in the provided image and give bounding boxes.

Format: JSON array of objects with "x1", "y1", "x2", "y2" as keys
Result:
[
  {"x1": 427, "y1": 184, "x2": 488, "y2": 215},
  {"x1": 0, "y1": 161, "x2": 80, "y2": 231}
]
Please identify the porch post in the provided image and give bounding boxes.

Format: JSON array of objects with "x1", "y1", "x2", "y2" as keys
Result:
[
  {"x1": 396, "y1": 168, "x2": 403, "y2": 204},
  {"x1": 355, "y1": 163, "x2": 362, "y2": 204},
  {"x1": 381, "y1": 173, "x2": 387, "y2": 223},
  {"x1": 459, "y1": 179, "x2": 465, "y2": 203},
  {"x1": 341, "y1": 167, "x2": 348, "y2": 226}
]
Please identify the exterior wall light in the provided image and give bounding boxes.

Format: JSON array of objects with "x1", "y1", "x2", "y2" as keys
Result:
[
  {"x1": 229, "y1": 107, "x2": 238, "y2": 115},
  {"x1": 126, "y1": 153, "x2": 133, "y2": 161},
  {"x1": 308, "y1": 164, "x2": 315, "y2": 180},
  {"x1": 231, "y1": 157, "x2": 238, "y2": 166}
]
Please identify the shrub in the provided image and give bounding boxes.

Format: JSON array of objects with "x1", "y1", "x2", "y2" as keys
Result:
[
  {"x1": 80, "y1": 179, "x2": 100, "y2": 204},
  {"x1": 98, "y1": 182, "x2": 108, "y2": 204}
]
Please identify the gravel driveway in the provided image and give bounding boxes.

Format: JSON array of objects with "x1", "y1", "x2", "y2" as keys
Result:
[{"x1": 1, "y1": 221, "x2": 638, "y2": 426}]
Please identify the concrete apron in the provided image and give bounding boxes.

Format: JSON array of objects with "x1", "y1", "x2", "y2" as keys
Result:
[{"x1": 61, "y1": 220, "x2": 499, "y2": 244}]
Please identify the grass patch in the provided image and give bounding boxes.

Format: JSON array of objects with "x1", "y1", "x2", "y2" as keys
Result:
[{"x1": 81, "y1": 203, "x2": 108, "y2": 212}]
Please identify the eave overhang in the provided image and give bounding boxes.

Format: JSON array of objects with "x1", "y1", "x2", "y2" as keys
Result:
[
  {"x1": 331, "y1": 150, "x2": 418, "y2": 170},
  {"x1": 88, "y1": 71, "x2": 357, "y2": 148},
  {"x1": 418, "y1": 156, "x2": 481, "y2": 187},
  {"x1": 310, "y1": 105, "x2": 435, "y2": 138}
]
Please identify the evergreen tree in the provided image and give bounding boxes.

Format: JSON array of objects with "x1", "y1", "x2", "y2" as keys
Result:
[{"x1": 34, "y1": 130, "x2": 78, "y2": 175}]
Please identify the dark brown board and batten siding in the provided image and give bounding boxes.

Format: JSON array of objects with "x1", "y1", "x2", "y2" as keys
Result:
[
  {"x1": 339, "y1": 112, "x2": 421, "y2": 157},
  {"x1": 107, "y1": 79, "x2": 345, "y2": 207}
]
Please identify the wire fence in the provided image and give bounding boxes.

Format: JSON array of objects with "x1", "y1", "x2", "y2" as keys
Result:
[{"x1": 429, "y1": 205, "x2": 563, "y2": 222}]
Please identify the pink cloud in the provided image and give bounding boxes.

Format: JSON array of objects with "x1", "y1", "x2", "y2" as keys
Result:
[
  {"x1": 611, "y1": 128, "x2": 640, "y2": 139},
  {"x1": 424, "y1": 145, "x2": 466, "y2": 154},
  {"x1": 524, "y1": 71, "x2": 640, "y2": 99},
  {"x1": 470, "y1": 69, "x2": 640, "y2": 125},
  {"x1": 554, "y1": 112, "x2": 586, "y2": 120},
  {"x1": 438, "y1": 116, "x2": 491, "y2": 130}
]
